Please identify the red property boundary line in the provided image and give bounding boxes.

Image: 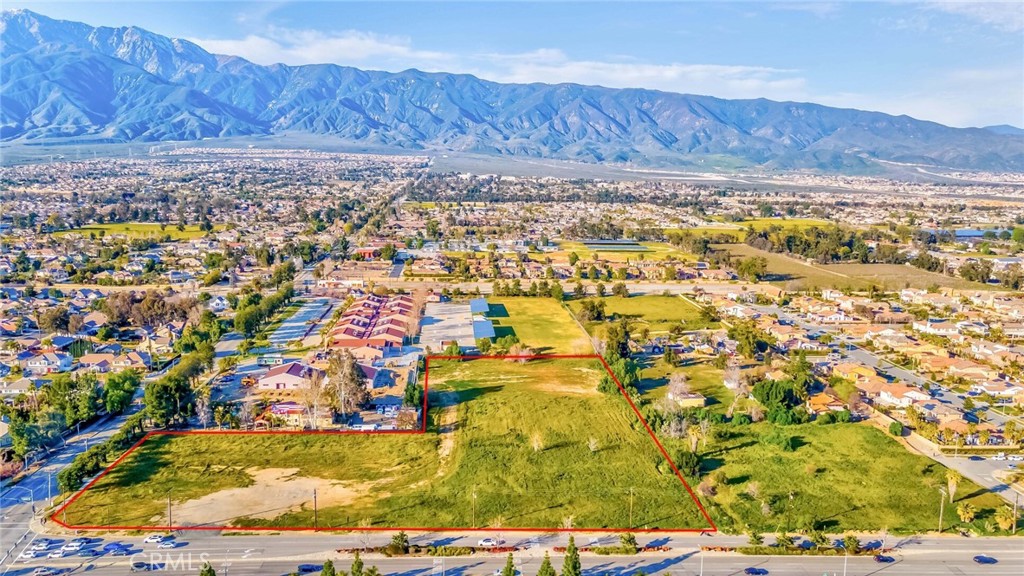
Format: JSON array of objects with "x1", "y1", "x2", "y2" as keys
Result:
[{"x1": 52, "y1": 353, "x2": 717, "y2": 533}]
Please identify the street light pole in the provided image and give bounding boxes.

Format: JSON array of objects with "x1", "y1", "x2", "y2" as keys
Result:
[{"x1": 313, "y1": 488, "x2": 318, "y2": 531}]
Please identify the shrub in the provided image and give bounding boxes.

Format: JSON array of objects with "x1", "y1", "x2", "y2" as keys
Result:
[{"x1": 889, "y1": 421, "x2": 904, "y2": 436}]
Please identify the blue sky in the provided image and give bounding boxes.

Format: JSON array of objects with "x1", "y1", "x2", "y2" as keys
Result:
[{"x1": 8, "y1": 1, "x2": 1024, "y2": 127}]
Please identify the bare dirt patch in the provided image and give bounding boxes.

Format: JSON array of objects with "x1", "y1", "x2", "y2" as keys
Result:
[{"x1": 163, "y1": 468, "x2": 383, "y2": 526}]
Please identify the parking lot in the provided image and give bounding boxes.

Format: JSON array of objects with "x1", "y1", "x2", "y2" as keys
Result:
[{"x1": 268, "y1": 298, "x2": 334, "y2": 345}]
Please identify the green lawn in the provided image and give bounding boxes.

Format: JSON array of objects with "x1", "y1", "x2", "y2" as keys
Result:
[
  {"x1": 61, "y1": 358, "x2": 711, "y2": 530},
  {"x1": 55, "y1": 222, "x2": 218, "y2": 241},
  {"x1": 569, "y1": 295, "x2": 718, "y2": 339},
  {"x1": 486, "y1": 297, "x2": 593, "y2": 354}
]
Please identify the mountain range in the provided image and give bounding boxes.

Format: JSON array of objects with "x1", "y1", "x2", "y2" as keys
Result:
[{"x1": 2, "y1": 9, "x2": 1023, "y2": 173}]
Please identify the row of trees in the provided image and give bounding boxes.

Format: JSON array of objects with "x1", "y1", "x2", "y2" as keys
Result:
[
  {"x1": 1, "y1": 370, "x2": 142, "y2": 460},
  {"x1": 233, "y1": 282, "x2": 296, "y2": 337}
]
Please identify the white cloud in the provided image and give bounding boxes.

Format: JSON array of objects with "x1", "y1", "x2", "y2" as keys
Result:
[
  {"x1": 189, "y1": 25, "x2": 1020, "y2": 127},
  {"x1": 815, "y1": 67, "x2": 1024, "y2": 127},
  {"x1": 190, "y1": 28, "x2": 454, "y2": 69},
  {"x1": 928, "y1": 1, "x2": 1024, "y2": 32},
  {"x1": 190, "y1": 30, "x2": 806, "y2": 101}
]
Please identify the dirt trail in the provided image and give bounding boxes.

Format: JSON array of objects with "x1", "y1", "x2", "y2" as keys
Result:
[{"x1": 159, "y1": 468, "x2": 384, "y2": 526}]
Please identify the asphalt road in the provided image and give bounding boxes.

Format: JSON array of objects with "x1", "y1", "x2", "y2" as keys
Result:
[
  {"x1": 267, "y1": 298, "x2": 334, "y2": 345},
  {"x1": 3, "y1": 532, "x2": 1022, "y2": 576}
]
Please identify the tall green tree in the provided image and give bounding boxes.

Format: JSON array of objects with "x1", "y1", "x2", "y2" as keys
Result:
[
  {"x1": 502, "y1": 553, "x2": 516, "y2": 576},
  {"x1": 537, "y1": 552, "x2": 556, "y2": 576},
  {"x1": 199, "y1": 563, "x2": 217, "y2": 576},
  {"x1": 561, "y1": 536, "x2": 581, "y2": 576},
  {"x1": 351, "y1": 550, "x2": 364, "y2": 576},
  {"x1": 321, "y1": 559, "x2": 337, "y2": 576}
]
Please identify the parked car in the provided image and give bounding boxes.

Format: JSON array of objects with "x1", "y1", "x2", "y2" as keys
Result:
[
  {"x1": 18, "y1": 550, "x2": 40, "y2": 560},
  {"x1": 1008, "y1": 455, "x2": 1023, "y2": 461},
  {"x1": 30, "y1": 542, "x2": 50, "y2": 551},
  {"x1": 46, "y1": 550, "x2": 65, "y2": 559},
  {"x1": 477, "y1": 538, "x2": 505, "y2": 547}
]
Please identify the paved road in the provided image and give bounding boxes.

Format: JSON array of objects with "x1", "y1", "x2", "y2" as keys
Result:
[
  {"x1": 0, "y1": 404, "x2": 143, "y2": 566},
  {"x1": 268, "y1": 298, "x2": 334, "y2": 345},
  {"x1": 3, "y1": 532, "x2": 1022, "y2": 576}
]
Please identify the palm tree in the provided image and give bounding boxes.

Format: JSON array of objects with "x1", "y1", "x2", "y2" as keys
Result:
[
  {"x1": 994, "y1": 505, "x2": 1018, "y2": 531},
  {"x1": 956, "y1": 502, "x2": 976, "y2": 524},
  {"x1": 946, "y1": 470, "x2": 961, "y2": 503}
]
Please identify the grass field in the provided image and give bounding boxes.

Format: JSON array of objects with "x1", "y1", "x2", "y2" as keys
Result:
[
  {"x1": 569, "y1": 295, "x2": 718, "y2": 340},
  {"x1": 640, "y1": 359, "x2": 1008, "y2": 534},
  {"x1": 54, "y1": 222, "x2": 217, "y2": 241},
  {"x1": 671, "y1": 218, "x2": 834, "y2": 240},
  {"x1": 691, "y1": 422, "x2": 1008, "y2": 534},
  {"x1": 818, "y1": 263, "x2": 1001, "y2": 291},
  {"x1": 715, "y1": 244, "x2": 874, "y2": 290},
  {"x1": 550, "y1": 241, "x2": 696, "y2": 263},
  {"x1": 486, "y1": 297, "x2": 593, "y2": 354},
  {"x1": 59, "y1": 358, "x2": 711, "y2": 530}
]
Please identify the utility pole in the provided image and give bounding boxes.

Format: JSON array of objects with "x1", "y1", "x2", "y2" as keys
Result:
[
  {"x1": 313, "y1": 489, "x2": 318, "y2": 531},
  {"x1": 938, "y1": 487, "x2": 947, "y2": 533},
  {"x1": 167, "y1": 492, "x2": 172, "y2": 532},
  {"x1": 472, "y1": 487, "x2": 477, "y2": 529},
  {"x1": 1014, "y1": 493, "x2": 1019, "y2": 535},
  {"x1": 629, "y1": 487, "x2": 634, "y2": 529}
]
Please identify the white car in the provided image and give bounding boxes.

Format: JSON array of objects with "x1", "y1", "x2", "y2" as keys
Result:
[
  {"x1": 61, "y1": 542, "x2": 82, "y2": 552},
  {"x1": 477, "y1": 538, "x2": 504, "y2": 548},
  {"x1": 143, "y1": 534, "x2": 165, "y2": 544},
  {"x1": 1008, "y1": 455, "x2": 1023, "y2": 462},
  {"x1": 33, "y1": 569, "x2": 59, "y2": 576},
  {"x1": 30, "y1": 542, "x2": 49, "y2": 551},
  {"x1": 157, "y1": 540, "x2": 177, "y2": 549},
  {"x1": 18, "y1": 550, "x2": 39, "y2": 560},
  {"x1": 46, "y1": 550, "x2": 65, "y2": 559},
  {"x1": 993, "y1": 454, "x2": 1007, "y2": 461}
]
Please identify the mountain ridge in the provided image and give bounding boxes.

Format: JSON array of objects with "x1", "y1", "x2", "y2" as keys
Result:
[{"x1": 3, "y1": 9, "x2": 1023, "y2": 173}]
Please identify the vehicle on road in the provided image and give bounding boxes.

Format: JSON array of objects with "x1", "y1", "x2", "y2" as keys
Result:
[
  {"x1": 968, "y1": 455, "x2": 986, "y2": 461},
  {"x1": 1008, "y1": 455, "x2": 1023, "y2": 462},
  {"x1": 993, "y1": 453, "x2": 1006, "y2": 461},
  {"x1": 103, "y1": 542, "x2": 128, "y2": 552},
  {"x1": 143, "y1": 534, "x2": 165, "y2": 543},
  {"x1": 32, "y1": 568, "x2": 58, "y2": 576},
  {"x1": 477, "y1": 538, "x2": 505, "y2": 547},
  {"x1": 297, "y1": 564, "x2": 323, "y2": 573},
  {"x1": 131, "y1": 561, "x2": 153, "y2": 572},
  {"x1": 157, "y1": 540, "x2": 178, "y2": 549},
  {"x1": 973, "y1": 555, "x2": 998, "y2": 565},
  {"x1": 111, "y1": 548, "x2": 133, "y2": 556},
  {"x1": 743, "y1": 569, "x2": 768, "y2": 575},
  {"x1": 874, "y1": 555, "x2": 895, "y2": 563}
]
